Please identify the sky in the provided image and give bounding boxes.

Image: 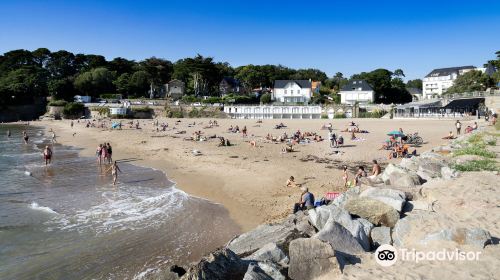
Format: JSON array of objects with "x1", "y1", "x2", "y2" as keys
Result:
[{"x1": 1, "y1": 0, "x2": 499, "y2": 80}]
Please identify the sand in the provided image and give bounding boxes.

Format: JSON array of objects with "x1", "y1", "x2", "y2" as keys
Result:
[{"x1": 36, "y1": 117, "x2": 464, "y2": 231}]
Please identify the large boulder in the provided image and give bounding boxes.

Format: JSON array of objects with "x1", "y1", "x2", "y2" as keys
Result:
[
  {"x1": 256, "y1": 262, "x2": 286, "y2": 280},
  {"x1": 371, "y1": 226, "x2": 392, "y2": 248},
  {"x1": 403, "y1": 200, "x2": 434, "y2": 212},
  {"x1": 359, "y1": 187, "x2": 407, "y2": 212},
  {"x1": 242, "y1": 263, "x2": 273, "y2": 280},
  {"x1": 381, "y1": 164, "x2": 422, "y2": 187},
  {"x1": 243, "y1": 243, "x2": 289, "y2": 267},
  {"x1": 180, "y1": 248, "x2": 247, "y2": 280},
  {"x1": 329, "y1": 186, "x2": 361, "y2": 208},
  {"x1": 392, "y1": 215, "x2": 415, "y2": 247},
  {"x1": 420, "y1": 228, "x2": 492, "y2": 248},
  {"x1": 313, "y1": 220, "x2": 365, "y2": 255},
  {"x1": 288, "y1": 238, "x2": 340, "y2": 280},
  {"x1": 227, "y1": 224, "x2": 299, "y2": 257},
  {"x1": 309, "y1": 205, "x2": 371, "y2": 251},
  {"x1": 344, "y1": 198, "x2": 400, "y2": 228},
  {"x1": 440, "y1": 166, "x2": 459, "y2": 180},
  {"x1": 284, "y1": 212, "x2": 316, "y2": 237}
]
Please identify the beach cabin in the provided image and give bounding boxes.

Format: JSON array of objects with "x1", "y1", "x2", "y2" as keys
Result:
[{"x1": 109, "y1": 107, "x2": 128, "y2": 116}]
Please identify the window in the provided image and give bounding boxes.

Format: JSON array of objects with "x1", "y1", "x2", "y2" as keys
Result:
[
  {"x1": 297, "y1": 90, "x2": 300, "y2": 94},
  {"x1": 284, "y1": 90, "x2": 287, "y2": 94},
  {"x1": 291, "y1": 90, "x2": 294, "y2": 94}
]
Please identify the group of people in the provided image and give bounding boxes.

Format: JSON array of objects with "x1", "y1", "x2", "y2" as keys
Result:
[
  {"x1": 96, "y1": 143, "x2": 113, "y2": 165},
  {"x1": 327, "y1": 128, "x2": 344, "y2": 148}
]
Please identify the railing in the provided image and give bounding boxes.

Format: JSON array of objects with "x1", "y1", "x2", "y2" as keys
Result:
[{"x1": 446, "y1": 90, "x2": 500, "y2": 99}]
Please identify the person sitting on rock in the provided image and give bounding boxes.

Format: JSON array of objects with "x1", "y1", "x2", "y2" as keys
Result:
[{"x1": 293, "y1": 187, "x2": 315, "y2": 213}]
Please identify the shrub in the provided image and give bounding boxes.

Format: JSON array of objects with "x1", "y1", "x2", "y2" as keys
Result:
[
  {"x1": 453, "y1": 159, "x2": 499, "y2": 172},
  {"x1": 171, "y1": 111, "x2": 184, "y2": 118},
  {"x1": 89, "y1": 106, "x2": 110, "y2": 116},
  {"x1": 100, "y1": 93, "x2": 121, "y2": 99},
  {"x1": 454, "y1": 146, "x2": 496, "y2": 158},
  {"x1": 334, "y1": 113, "x2": 346, "y2": 119},
  {"x1": 182, "y1": 95, "x2": 200, "y2": 103},
  {"x1": 62, "y1": 102, "x2": 85, "y2": 118},
  {"x1": 202, "y1": 97, "x2": 222, "y2": 104},
  {"x1": 188, "y1": 108, "x2": 200, "y2": 118},
  {"x1": 48, "y1": 100, "x2": 68, "y2": 106},
  {"x1": 131, "y1": 106, "x2": 152, "y2": 113},
  {"x1": 321, "y1": 113, "x2": 328, "y2": 119},
  {"x1": 260, "y1": 93, "x2": 272, "y2": 104},
  {"x1": 358, "y1": 110, "x2": 387, "y2": 118}
]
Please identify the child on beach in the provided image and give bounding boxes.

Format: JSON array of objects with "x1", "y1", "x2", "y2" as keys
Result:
[
  {"x1": 106, "y1": 161, "x2": 122, "y2": 186},
  {"x1": 43, "y1": 146, "x2": 53, "y2": 165},
  {"x1": 342, "y1": 165, "x2": 349, "y2": 188}
]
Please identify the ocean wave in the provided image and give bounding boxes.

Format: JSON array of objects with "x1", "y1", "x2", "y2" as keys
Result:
[
  {"x1": 52, "y1": 186, "x2": 189, "y2": 233},
  {"x1": 30, "y1": 202, "x2": 58, "y2": 214}
]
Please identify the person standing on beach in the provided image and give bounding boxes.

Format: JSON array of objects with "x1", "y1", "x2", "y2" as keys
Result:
[
  {"x1": 71, "y1": 121, "x2": 74, "y2": 129},
  {"x1": 22, "y1": 131, "x2": 29, "y2": 144},
  {"x1": 51, "y1": 131, "x2": 57, "y2": 143},
  {"x1": 43, "y1": 145, "x2": 53, "y2": 165},
  {"x1": 242, "y1": 126, "x2": 247, "y2": 137},
  {"x1": 96, "y1": 144, "x2": 103, "y2": 165},
  {"x1": 106, "y1": 161, "x2": 122, "y2": 186},
  {"x1": 456, "y1": 120, "x2": 462, "y2": 135},
  {"x1": 342, "y1": 165, "x2": 349, "y2": 188},
  {"x1": 7, "y1": 129, "x2": 11, "y2": 137}
]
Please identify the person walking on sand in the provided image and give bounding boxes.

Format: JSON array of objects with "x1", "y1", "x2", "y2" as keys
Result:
[
  {"x1": 43, "y1": 145, "x2": 53, "y2": 165},
  {"x1": 71, "y1": 121, "x2": 74, "y2": 129},
  {"x1": 106, "y1": 161, "x2": 122, "y2": 186},
  {"x1": 455, "y1": 120, "x2": 462, "y2": 135},
  {"x1": 242, "y1": 126, "x2": 248, "y2": 137},
  {"x1": 22, "y1": 131, "x2": 29, "y2": 144}
]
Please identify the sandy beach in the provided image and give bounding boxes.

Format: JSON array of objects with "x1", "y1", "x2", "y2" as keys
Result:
[{"x1": 37, "y1": 117, "x2": 468, "y2": 231}]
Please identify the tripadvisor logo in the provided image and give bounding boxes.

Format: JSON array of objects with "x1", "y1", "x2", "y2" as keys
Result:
[
  {"x1": 375, "y1": 244, "x2": 398, "y2": 267},
  {"x1": 374, "y1": 244, "x2": 482, "y2": 266}
]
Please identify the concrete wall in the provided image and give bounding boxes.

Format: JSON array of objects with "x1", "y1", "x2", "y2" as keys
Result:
[{"x1": 485, "y1": 95, "x2": 500, "y2": 114}]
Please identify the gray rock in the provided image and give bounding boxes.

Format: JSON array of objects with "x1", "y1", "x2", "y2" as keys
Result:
[
  {"x1": 371, "y1": 226, "x2": 392, "y2": 248},
  {"x1": 356, "y1": 218, "x2": 374, "y2": 251},
  {"x1": 227, "y1": 224, "x2": 298, "y2": 257},
  {"x1": 313, "y1": 220, "x2": 365, "y2": 255},
  {"x1": 344, "y1": 198, "x2": 400, "y2": 228},
  {"x1": 420, "y1": 228, "x2": 492, "y2": 248},
  {"x1": 309, "y1": 205, "x2": 371, "y2": 251},
  {"x1": 399, "y1": 157, "x2": 419, "y2": 172},
  {"x1": 441, "y1": 166, "x2": 459, "y2": 180},
  {"x1": 257, "y1": 262, "x2": 286, "y2": 280},
  {"x1": 243, "y1": 243, "x2": 289, "y2": 267},
  {"x1": 417, "y1": 161, "x2": 445, "y2": 181},
  {"x1": 359, "y1": 187, "x2": 407, "y2": 212},
  {"x1": 285, "y1": 212, "x2": 317, "y2": 237},
  {"x1": 180, "y1": 248, "x2": 247, "y2": 280},
  {"x1": 403, "y1": 200, "x2": 434, "y2": 212},
  {"x1": 381, "y1": 164, "x2": 422, "y2": 188},
  {"x1": 330, "y1": 186, "x2": 360, "y2": 208},
  {"x1": 392, "y1": 215, "x2": 418, "y2": 247},
  {"x1": 288, "y1": 238, "x2": 340, "y2": 280},
  {"x1": 243, "y1": 263, "x2": 273, "y2": 280}
]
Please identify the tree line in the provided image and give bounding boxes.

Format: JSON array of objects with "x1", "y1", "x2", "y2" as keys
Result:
[{"x1": 0, "y1": 47, "x2": 440, "y2": 108}]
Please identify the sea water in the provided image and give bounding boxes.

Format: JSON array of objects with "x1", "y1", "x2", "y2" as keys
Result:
[{"x1": 0, "y1": 124, "x2": 240, "y2": 279}]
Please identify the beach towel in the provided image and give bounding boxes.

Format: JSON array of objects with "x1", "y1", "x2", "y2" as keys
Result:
[{"x1": 326, "y1": 192, "x2": 341, "y2": 201}]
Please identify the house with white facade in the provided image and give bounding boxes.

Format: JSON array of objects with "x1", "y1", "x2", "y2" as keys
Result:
[
  {"x1": 224, "y1": 105, "x2": 321, "y2": 119},
  {"x1": 339, "y1": 80, "x2": 374, "y2": 105},
  {"x1": 422, "y1": 66, "x2": 475, "y2": 99},
  {"x1": 272, "y1": 80, "x2": 312, "y2": 104}
]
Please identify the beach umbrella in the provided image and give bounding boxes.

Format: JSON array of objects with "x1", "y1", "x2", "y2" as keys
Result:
[{"x1": 387, "y1": 130, "x2": 405, "y2": 137}]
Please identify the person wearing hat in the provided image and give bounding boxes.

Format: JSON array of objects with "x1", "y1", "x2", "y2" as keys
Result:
[{"x1": 293, "y1": 186, "x2": 315, "y2": 214}]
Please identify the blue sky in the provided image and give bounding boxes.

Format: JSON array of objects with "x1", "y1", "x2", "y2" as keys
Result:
[{"x1": 1, "y1": 0, "x2": 499, "y2": 80}]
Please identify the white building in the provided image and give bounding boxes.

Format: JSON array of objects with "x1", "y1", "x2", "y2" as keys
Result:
[
  {"x1": 272, "y1": 80, "x2": 312, "y2": 104},
  {"x1": 109, "y1": 107, "x2": 128, "y2": 115},
  {"x1": 422, "y1": 66, "x2": 475, "y2": 99},
  {"x1": 339, "y1": 80, "x2": 375, "y2": 105},
  {"x1": 224, "y1": 105, "x2": 321, "y2": 119}
]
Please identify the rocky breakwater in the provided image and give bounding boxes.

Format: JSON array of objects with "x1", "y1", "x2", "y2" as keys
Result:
[{"x1": 160, "y1": 131, "x2": 497, "y2": 280}]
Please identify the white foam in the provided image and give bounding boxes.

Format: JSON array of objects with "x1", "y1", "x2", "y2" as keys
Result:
[
  {"x1": 53, "y1": 186, "x2": 188, "y2": 233},
  {"x1": 30, "y1": 202, "x2": 58, "y2": 214}
]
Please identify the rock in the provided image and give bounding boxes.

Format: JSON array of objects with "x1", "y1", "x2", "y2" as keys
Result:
[
  {"x1": 257, "y1": 262, "x2": 286, "y2": 280},
  {"x1": 359, "y1": 187, "x2": 406, "y2": 212},
  {"x1": 329, "y1": 186, "x2": 360, "y2": 208},
  {"x1": 243, "y1": 243, "x2": 289, "y2": 267},
  {"x1": 417, "y1": 161, "x2": 445, "y2": 181},
  {"x1": 371, "y1": 226, "x2": 392, "y2": 248},
  {"x1": 392, "y1": 215, "x2": 418, "y2": 247},
  {"x1": 284, "y1": 212, "x2": 316, "y2": 237},
  {"x1": 452, "y1": 154, "x2": 484, "y2": 165},
  {"x1": 399, "y1": 157, "x2": 419, "y2": 172},
  {"x1": 381, "y1": 164, "x2": 422, "y2": 188},
  {"x1": 243, "y1": 263, "x2": 273, "y2": 280},
  {"x1": 344, "y1": 198, "x2": 400, "y2": 228},
  {"x1": 403, "y1": 200, "x2": 434, "y2": 212},
  {"x1": 288, "y1": 238, "x2": 340, "y2": 280},
  {"x1": 309, "y1": 205, "x2": 371, "y2": 251},
  {"x1": 227, "y1": 224, "x2": 299, "y2": 257},
  {"x1": 180, "y1": 248, "x2": 247, "y2": 280},
  {"x1": 356, "y1": 218, "x2": 374, "y2": 251},
  {"x1": 420, "y1": 228, "x2": 492, "y2": 248},
  {"x1": 441, "y1": 166, "x2": 459, "y2": 180},
  {"x1": 313, "y1": 220, "x2": 365, "y2": 255}
]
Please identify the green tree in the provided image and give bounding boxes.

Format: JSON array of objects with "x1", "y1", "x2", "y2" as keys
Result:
[
  {"x1": 48, "y1": 77, "x2": 75, "y2": 101},
  {"x1": 445, "y1": 70, "x2": 494, "y2": 94},
  {"x1": 406, "y1": 79, "x2": 423, "y2": 90},
  {"x1": 74, "y1": 67, "x2": 115, "y2": 97},
  {"x1": 129, "y1": 70, "x2": 150, "y2": 97},
  {"x1": 0, "y1": 66, "x2": 48, "y2": 106},
  {"x1": 260, "y1": 93, "x2": 272, "y2": 104},
  {"x1": 114, "y1": 73, "x2": 132, "y2": 96}
]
